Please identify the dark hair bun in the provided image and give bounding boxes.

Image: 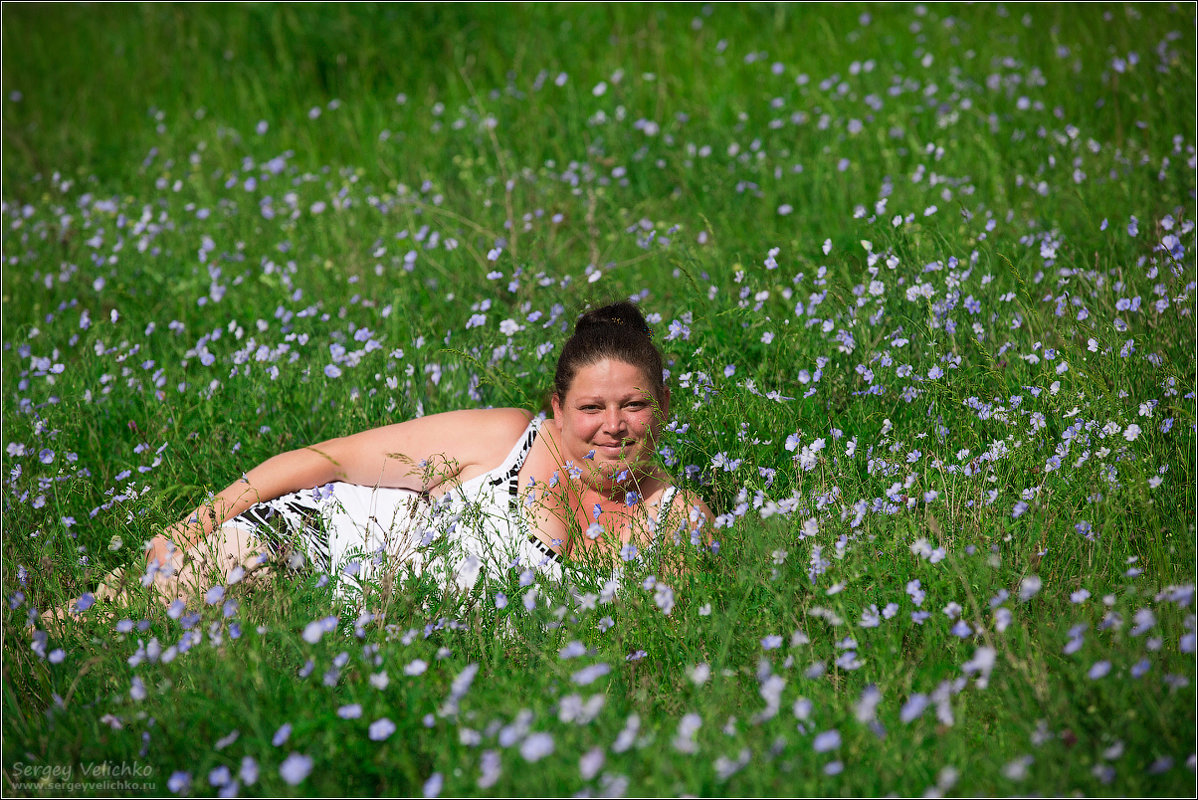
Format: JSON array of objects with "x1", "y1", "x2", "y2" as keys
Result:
[
  {"x1": 554, "y1": 300, "x2": 664, "y2": 400},
  {"x1": 576, "y1": 301, "x2": 652, "y2": 336}
]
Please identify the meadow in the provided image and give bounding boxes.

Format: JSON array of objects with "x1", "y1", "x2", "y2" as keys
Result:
[{"x1": 2, "y1": 2, "x2": 1195, "y2": 796}]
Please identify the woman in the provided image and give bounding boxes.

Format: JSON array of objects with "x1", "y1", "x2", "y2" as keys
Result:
[{"x1": 121, "y1": 301, "x2": 713, "y2": 606}]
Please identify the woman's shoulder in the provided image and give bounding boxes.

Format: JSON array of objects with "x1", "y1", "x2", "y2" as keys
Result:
[
  {"x1": 443, "y1": 406, "x2": 533, "y2": 425},
  {"x1": 408, "y1": 407, "x2": 533, "y2": 433}
]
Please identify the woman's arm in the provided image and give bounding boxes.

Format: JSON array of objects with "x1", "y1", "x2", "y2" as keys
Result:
[{"x1": 147, "y1": 408, "x2": 533, "y2": 566}]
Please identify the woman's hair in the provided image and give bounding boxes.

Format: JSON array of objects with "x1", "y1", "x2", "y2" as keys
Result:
[{"x1": 553, "y1": 301, "x2": 665, "y2": 401}]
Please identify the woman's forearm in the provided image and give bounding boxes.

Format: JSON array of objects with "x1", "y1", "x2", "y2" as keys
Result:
[{"x1": 163, "y1": 445, "x2": 342, "y2": 552}]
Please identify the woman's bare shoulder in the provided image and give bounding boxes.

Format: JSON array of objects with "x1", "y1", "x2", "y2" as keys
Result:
[{"x1": 414, "y1": 407, "x2": 533, "y2": 430}]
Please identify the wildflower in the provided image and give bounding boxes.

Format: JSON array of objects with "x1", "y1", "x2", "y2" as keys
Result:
[
  {"x1": 272, "y1": 723, "x2": 292, "y2": 747},
  {"x1": 835, "y1": 650, "x2": 862, "y2": 670},
  {"x1": 901, "y1": 694, "x2": 930, "y2": 723},
  {"x1": 1130, "y1": 608, "x2": 1156, "y2": 636},
  {"x1": 239, "y1": 757, "x2": 258, "y2": 786},
  {"x1": 612, "y1": 714, "x2": 641, "y2": 754},
  {"x1": 1002, "y1": 755, "x2": 1034, "y2": 781},
  {"x1": 278, "y1": 753, "x2": 313, "y2": 785},
  {"x1": 855, "y1": 685, "x2": 882, "y2": 723},
  {"x1": 655, "y1": 584, "x2": 675, "y2": 614},
  {"x1": 962, "y1": 646, "x2": 997, "y2": 687},
  {"x1": 580, "y1": 748, "x2": 605, "y2": 780},
  {"x1": 302, "y1": 616, "x2": 337, "y2": 644},
  {"x1": 422, "y1": 772, "x2": 443, "y2": 798},
  {"x1": 673, "y1": 713, "x2": 702, "y2": 754},
  {"x1": 369, "y1": 718, "x2": 397, "y2": 741},
  {"x1": 906, "y1": 579, "x2": 926, "y2": 606},
  {"x1": 208, "y1": 765, "x2": 232, "y2": 788},
  {"x1": 571, "y1": 662, "x2": 611, "y2": 685},
  {"x1": 813, "y1": 729, "x2": 841, "y2": 752},
  {"x1": 520, "y1": 732, "x2": 555, "y2": 762},
  {"x1": 559, "y1": 641, "x2": 587, "y2": 659}
]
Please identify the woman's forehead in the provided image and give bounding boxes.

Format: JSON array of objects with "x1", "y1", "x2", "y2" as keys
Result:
[{"x1": 567, "y1": 358, "x2": 655, "y2": 394}]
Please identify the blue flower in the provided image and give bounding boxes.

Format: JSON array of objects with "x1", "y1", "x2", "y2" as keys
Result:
[
  {"x1": 278, "y1": 753, "x2": 313, "y2": 785},
  {"x1": 272, "y1": 723, "x2": 292, "y2": 746}
]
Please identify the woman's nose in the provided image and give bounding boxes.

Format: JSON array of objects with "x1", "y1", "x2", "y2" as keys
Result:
[{"x1": 603, "y1": 408, "x2": 626, "y2": 433}]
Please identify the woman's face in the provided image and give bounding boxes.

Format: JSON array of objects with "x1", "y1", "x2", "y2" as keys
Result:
[{"x1": 551, "y1": 358, "x2": 669, "y2": 488}]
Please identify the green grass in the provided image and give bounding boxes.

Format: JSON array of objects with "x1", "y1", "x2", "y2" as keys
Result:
[{"x1": 3, "y1": 2, "x2": 1195, "y2": 797}]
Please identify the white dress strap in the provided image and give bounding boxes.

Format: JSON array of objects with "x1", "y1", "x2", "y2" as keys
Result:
[{"x1": 483, "y1": 415, "x2": 542, "y2": 501}]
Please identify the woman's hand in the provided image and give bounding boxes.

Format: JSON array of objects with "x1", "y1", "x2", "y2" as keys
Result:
[{"x1": 145, "y1": 533, "x2": 177, "y2": 571}]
